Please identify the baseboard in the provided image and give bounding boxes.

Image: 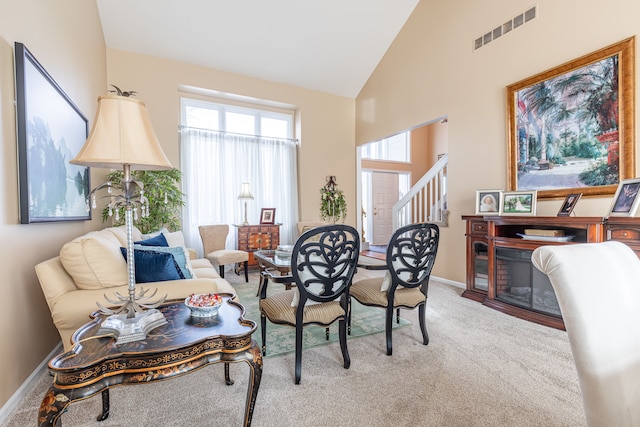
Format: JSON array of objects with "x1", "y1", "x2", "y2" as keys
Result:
[
  {"x1": 0, "y1": 342, "x2": 62, "y2": 425},
  {"x1": 432, "y1": 275, "x2": 465, "y2": 290}
]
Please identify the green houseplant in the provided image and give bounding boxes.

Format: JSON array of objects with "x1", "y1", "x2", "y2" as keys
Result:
[
  {"x1": 101, "y1": 168, "x2": 185, "y2": 234},
  {"x1": 320, "y1": 176, "x2": 347, "y2": 223}
]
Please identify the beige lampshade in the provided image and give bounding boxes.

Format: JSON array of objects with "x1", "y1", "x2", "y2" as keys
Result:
[
  {"x1": 70, "y1": 94, "x2": 172, "y2": 170},
  {"x1": 238, "y1": 182, "x2": 254, "y2": 200}
]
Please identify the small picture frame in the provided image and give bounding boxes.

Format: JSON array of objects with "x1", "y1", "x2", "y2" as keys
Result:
[
  {"x1": 608, "y1": 179, "x2": 640, "y2": 217},
  {"x1": 557, "y1": 193, "x2": 582, "y2": 217},
  {"x1": 501, "y1": 191, "x2": 537, "y2": 216},
  {"x1": 260, "y1": 208, "x2": 276, "y2": 224},
  {"x1": 475, "y1": 190, "x2": 501, "y2": 215}
]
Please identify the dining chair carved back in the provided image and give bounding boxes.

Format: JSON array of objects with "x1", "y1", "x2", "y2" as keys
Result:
[
  {"x1": 350, "y1": 222, "x2": 439, "y2": 355},
  {"x1": 259, "y1": 224, "x2": 360, "y2": 384}
]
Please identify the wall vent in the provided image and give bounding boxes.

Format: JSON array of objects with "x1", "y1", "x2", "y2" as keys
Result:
[{"x1": 474, "y1": 4, "x2": 537, "y2": 51}]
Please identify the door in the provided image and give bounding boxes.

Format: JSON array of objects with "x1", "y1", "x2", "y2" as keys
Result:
[{"x1": 372, "y1": 171, "x2": 399, "y2": 245}]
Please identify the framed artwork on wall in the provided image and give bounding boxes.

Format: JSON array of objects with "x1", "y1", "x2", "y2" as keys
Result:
[
  {"x1": 15, "y1": 42, "x2": 90, "y2": 223},
  {"x1": 260, "y1": 208, "x2": 276, "y2": 224},
  {"x1": 475, "y1": 190, "x2": 501, "y2": 215},
  {"x1": 607, "y1": 179, "x2": 640, "y2": 217},
  {"x1": 506, "y1": 37, "x2": 635, "y2": 199},
  {"x1": 501, "y1": 191, "x2": 537, "y2": 216}
]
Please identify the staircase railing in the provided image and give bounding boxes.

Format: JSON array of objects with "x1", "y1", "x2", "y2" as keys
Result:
[{"x1": 392, "y1": 153, "x2": 448, "y2": 229}]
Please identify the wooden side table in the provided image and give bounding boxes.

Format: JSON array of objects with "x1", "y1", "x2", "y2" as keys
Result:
[
  {"x1": 235, "y1": 224, "x2": 281, "y2": 268},
  {"x1": 38, "y1": 295, "x2": 262, "y2": 427}
]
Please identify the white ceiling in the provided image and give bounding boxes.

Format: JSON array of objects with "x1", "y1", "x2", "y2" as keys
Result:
[{"x1": 96, "y1": 0, "x2": 419, "y2": 99}]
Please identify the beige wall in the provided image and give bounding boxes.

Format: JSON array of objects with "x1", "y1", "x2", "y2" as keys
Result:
[
  {"x1": 0, "y1": 0, "x2": 107, "y2": 409},
  {"x1": 357, "y1": 0, "x2": 640, "y2": 282},
  {"x1": 105, "y1": 49, "x2": 356, "y2": 231}
]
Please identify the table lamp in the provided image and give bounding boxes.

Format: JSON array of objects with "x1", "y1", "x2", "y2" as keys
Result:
[
  {"x1": 238, "y1": 182, "x2": 254, "y2": 226},
  {"x1": 70, "y1": 90, "x2": 173, "y2": 344}
]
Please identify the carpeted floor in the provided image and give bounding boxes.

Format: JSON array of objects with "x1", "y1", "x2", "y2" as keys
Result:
[
  {"x1": 3, "y1": 268, "x2": 585, "y2": 427},
  {"x1": 228, "y1": 275, "x2": 410, "y2": 358}
]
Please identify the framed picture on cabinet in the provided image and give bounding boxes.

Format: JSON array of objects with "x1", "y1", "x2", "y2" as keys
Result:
[
  {"x1": 608, "y1": 179, "x2": 640, "y2": 217},
  {"x1": 557, "y1": 193, "x2": 582, "y2": 217},
  {"x1": 475, "y1": 190, "x2": 501, "y2": 215},
  {"x1": 501, "y1": 191, "x2": 537, "y2": 216},
  {"x1": 260, "y1": 208, "x2": 276, "y2": 224}
]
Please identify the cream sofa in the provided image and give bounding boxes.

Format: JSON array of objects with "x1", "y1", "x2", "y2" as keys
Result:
[{"x1": 36, "y1": 226, "x2": 235, "y2": 350}]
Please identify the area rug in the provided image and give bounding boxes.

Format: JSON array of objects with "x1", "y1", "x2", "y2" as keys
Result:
[{"x1": 231, "y1": 277, "x2": 410, "y2": 358}]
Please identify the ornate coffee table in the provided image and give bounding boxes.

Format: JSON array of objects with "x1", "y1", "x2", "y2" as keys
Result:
[{"x1": 38, "y1": 294, "x2": 262, "y2": 426}]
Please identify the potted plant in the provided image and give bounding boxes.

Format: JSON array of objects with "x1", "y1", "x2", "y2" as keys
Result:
[
  {"x1": 320, "y1": 176, "x2": 347, "y2": 223},
  {"x1": 101, "y1": 168, "x2": 185, "y2": 234}
]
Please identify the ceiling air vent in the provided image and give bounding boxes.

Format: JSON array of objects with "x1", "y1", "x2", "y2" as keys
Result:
[{"x1": 474, "y1": 4, "x2": 537, "y2": 51}]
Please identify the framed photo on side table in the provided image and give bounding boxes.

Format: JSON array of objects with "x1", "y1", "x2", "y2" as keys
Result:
[
  {"x1": 501, "y1": 191, "x2": 537, "y2": 216},
  {"x1": 557, "y1": 193, "x2": 582, "y2": 216},
  {"x1": 475, "y1": 190, "x2": 501, "y2": 215},
  {"x1": 260, "y1": 208, "x2": 276, "y2": 224},
  {"x1": 608, "y1": 179, "x2": 640, "y2": 217}
]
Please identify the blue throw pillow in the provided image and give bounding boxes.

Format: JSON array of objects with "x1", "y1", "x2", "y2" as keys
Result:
[
  {"x1": 134, "y1": 233, "x2": 169, "y2": 247},
  {"x1": 133, "y1": 245, "x2": 193, "y2": 279},
  {"x1": 120, "y1": 247, "x2": 184, "y2": 283}
]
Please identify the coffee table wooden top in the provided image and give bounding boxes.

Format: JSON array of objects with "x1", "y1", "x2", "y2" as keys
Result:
[{"x1": 50, "y1": 294, "x2": 256, "y2": 381}]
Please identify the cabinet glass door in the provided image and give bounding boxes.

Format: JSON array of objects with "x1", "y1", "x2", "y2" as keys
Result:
[{"x1": 472, "y1": 241, "x2": 488, "y2": 292}]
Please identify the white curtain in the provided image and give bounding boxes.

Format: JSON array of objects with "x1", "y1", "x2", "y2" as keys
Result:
[{"x1": 180, "y1": 127, "x2": 299, "y2": 256}]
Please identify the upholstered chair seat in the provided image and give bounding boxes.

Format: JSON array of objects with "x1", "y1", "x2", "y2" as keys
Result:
[{"x1": 350, "y1": 278, "x2": 425, "y2": 307}]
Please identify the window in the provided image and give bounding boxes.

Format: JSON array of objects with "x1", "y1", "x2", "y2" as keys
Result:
[
  {"x1": 361, "y1": 131, "x2": 411, "y2": 162},
  {"x1": 181, "y1": 98, "x2": 293, "y2": 139},
  {"x1": 180, "y1": 97, "x2": 298, "y2": 256}
]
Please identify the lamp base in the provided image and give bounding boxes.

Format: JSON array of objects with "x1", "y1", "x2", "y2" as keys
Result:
[{"x1": 98, "y1": 309, "x2": 167, "y2": 344}]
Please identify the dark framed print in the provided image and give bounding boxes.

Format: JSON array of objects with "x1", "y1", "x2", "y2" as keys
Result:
[
  {"x1": 501, "y1": 191, "x2": 537, "y2": 216},
  {"x1": 475, "y1": 190, "x2": 501, "y2": 215},
  {"x1": 260, "y1": 208, "x2": 276, "y2": 224},
  {"x1": 507, "y1": 37, "x2": 635, "y2": 199},
  {"x1": 608, "y1": 179, "x2": 640, "y2": 217},
  {"x1": 15, "y1": 42, "x2": 90, "y2": 223},
  {"x1": 557, "y1": 193, "x2": 582, "y2": 216}
]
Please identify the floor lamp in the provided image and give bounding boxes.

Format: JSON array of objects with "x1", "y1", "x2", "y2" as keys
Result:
[{"x1": 70, "y1": 92, "x2": 173, "y2": 344}]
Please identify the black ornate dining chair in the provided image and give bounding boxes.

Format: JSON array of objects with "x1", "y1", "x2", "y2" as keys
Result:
[
  {"x1": 350, "y1": 222, "x2": 439, "y2": 355},
  {"x1": 259, "y1": 224, "x2": 360, "y2": 384}
]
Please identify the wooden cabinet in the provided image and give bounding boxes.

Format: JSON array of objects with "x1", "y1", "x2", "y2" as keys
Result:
[
  {"x1": 605, "y1": 217, "x2": 640, "y2": 256},
  {"x1": 462, "y1": 215, "x2": 607, "y2": 330},
  {"x1": 235, "y1": 224, "x2": 281, "y2": 267}
]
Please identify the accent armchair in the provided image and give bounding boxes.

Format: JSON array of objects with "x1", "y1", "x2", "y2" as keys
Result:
[{"x1": 199, "y1": 224, "x2": 249, "y2": 282}]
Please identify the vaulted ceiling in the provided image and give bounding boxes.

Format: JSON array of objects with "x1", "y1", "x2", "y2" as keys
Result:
[{"x1": 96, "y1": 0, "x2": 419, "y2": 98}]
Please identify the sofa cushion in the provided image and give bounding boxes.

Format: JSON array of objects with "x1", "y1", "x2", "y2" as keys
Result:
[
  {"x1": 133, "y1": 245, "x2": 193, "y2": 279},
  {"x1": 120, "y1": 247, "x2": 185, "y2": 283},
  {"x1": 60, "y1": 231, "x2": 127, "y2": 290},
  {"x1": 135, "y1": 233, "x2": 169, "y2": 247},
  {"x1": 104, "y1": 226, "x2": 144, "y2": 246}
]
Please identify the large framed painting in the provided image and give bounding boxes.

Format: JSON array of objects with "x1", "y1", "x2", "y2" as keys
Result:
[
  {"x1": 15, "y1": 42, "x2": 90, "y2": 223},
  {"x1": 507, "y1": 37, "x2": 635, "y2": 199}
]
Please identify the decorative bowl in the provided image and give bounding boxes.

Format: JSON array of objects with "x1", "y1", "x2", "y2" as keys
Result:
[{"x1": 185, "y1": 293, "x2": 223, "y2": 317}]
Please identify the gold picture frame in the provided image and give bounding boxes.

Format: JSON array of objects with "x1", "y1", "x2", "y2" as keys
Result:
[{"x1": 507, "y1": 37, "x2": 635, "y2": 199}]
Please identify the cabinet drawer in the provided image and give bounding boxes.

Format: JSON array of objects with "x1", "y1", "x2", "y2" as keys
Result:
[
  {"x1": 471, "y1": 221, "x2": 488, "y2": 234},
  {"x1": 608, "y1": 228, "x2": 640, "y2": 242}
]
